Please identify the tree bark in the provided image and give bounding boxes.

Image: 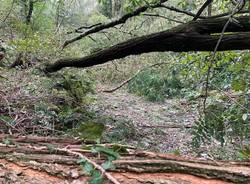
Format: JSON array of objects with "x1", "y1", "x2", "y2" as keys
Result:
[
  {"x1": 0, "y1": 134, "x2": 249, "y2": 184},
  {"x1": 26, "y1": 0, "x2": 34, "y2": 24},
  {"x1": 45, "y1": 16, "x2": 250, "y2": 73}
]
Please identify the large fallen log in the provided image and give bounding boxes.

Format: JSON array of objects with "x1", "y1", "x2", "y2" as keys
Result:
[
  {"x1": 44, "y1": 16, "x2": 250, "y2": 73},
  {"x1": 0, "y1": 134, "x2": 249, "y2": 184}
]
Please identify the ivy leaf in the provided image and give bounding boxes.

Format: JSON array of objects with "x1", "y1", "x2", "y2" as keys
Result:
[
  {"x1": 77, "y1": 122, "x2": 105, "y2": 142},
  {"x1": 76, "y1": 158, "x2": 86, "y2": 164},
  {"x1": 3, "y1": 138, "x2": 12, "y2": 145},
  {"x1": 83, "y1": 162, "x2": 94, "y2": 175},
  {"x1": 46, "y1": 144, "x2": 56, "y2": 153},
  {"x1": 231, "y1": 79, "x2": 246, "y2": 91},
  {"x1": 92, "y1": 146, "x2": 120, "y2": 160},
  {"x1": 239, "y1": 145, "x2": 250, "y2": 159},
  {"x1": 101, "y1": 160, "x2": 115, "y2": 170},
  {"x1": 89, "y1": 170, "x2": 103, "y2": 184},
  {"x1": 242, "y1": 114, "x2": 248, "y2": 121}
]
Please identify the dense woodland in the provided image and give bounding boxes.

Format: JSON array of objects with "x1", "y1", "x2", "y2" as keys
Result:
[{"x1": 0, "y1": 0, "x2": 250, "y2": 183}]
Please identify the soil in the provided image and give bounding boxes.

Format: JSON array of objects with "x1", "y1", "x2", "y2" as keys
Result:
[{"x1": 92, "y1": 84, "x2": 198, "y2": 154}]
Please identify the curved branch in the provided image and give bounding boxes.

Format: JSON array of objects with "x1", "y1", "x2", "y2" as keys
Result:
[
  {"x1": 193, "y1": 0, "x2": 213, "y2": 21},
  {"x1": 102, "y1": 62, "x2": 168, "y2": 93},
  {"x1": 62, "y1": 0, "x2": 169, "y2": 48}
]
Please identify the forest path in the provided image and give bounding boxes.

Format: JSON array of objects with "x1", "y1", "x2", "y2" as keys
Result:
[{"x1": 92, "y1": 84, "x2": 198, "y2": 154}]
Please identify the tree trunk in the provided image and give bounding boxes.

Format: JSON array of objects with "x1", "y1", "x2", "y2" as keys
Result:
[
  {"x1": 0, "y1": 134, "x2": 249, "y2": 184},
  {"x1": 26, "y1": 0, "x2": 34, "y2": 24},
  {"x1": 45, "y1": 16, "x2": 250, "y2": 73}
]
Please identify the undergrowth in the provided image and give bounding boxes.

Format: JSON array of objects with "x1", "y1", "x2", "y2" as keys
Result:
[{"x1": 128, "y1": 68, "x2": 184, "y2": 101}]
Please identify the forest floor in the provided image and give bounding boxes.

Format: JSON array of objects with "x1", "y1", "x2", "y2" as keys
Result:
[
  {"x1": 92, "y1": 84, "x2": 198, "y2": 155},
  {"x1": 1, "y1": 70, "x2": 249, "y2": 184}
]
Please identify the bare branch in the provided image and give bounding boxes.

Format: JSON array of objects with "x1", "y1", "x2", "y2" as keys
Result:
[
  {"x1": 142, "y1": 13, "x2": 184, "y2": 24},
  {"x1": 193, "y1": 0, "x2": 213, "y2": 21},
  {"x1": 62, "y1": 0, "x2": 169, "y2": 48},
  {"x1": 102, "y1": 62, "x2": 168, "y2": 93},
  {"x1": 67, "y1": 23, "x2": 102, "y2": 34},
  {"x1": 55, "y1": 147, "x2": 121, "y2": 184},
  {"x1": 160, "y1": 4, "x2": 249, "y2": 19},
  {"x1": 202, "y1": 0, "x2": 246, "y2": 112}
]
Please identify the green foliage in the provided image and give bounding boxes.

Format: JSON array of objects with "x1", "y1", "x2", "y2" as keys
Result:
[
  {"x1": 169, "y1": 149, "x2": 181, "y2": 156},
  {"x1": 31, "y1": 71, "x2": 96, "y2": 131},
  {"x1": 192, "y1": 93, "x2": 250, "y2": 148},
  {"x1": 102, "y1": 119, "x2": 138, "y2": 143},
  {"x1": 53, "y1": 71, "x2": 94, "y2": 104},
  {"x1": 98, "y1": 0, "x2": 159, "y2": 16},
  {"x1": 239, "y1": 145, "x2": 250, "y2": 159},
  {"x1": 192, "y1": 103, "x2": 226, "y2": 148},
  {"x1": 190, "y1": 53, "x2": 250, "y2": 153},
  {"x1": 77, "y1": 145, "x2": 120, "y2": 184},
  {"x1": 76, "y1": 122, "x2": 105, "y2": 142},
  {"x1": 77, "y1": 158, "x2": 104, "y2": 184},
  {"x1": 92, "y1": 145, "x2": 120, "y2": 160},
  {"x1": 128, "y1": 68, "x2": 184, "y2": 101},
  {"x1": 2, "y1": 138, "x2": 15, "y2": 146},
  {"x1": 98, "y1": 0, "x2": 112, "y2": 18}
]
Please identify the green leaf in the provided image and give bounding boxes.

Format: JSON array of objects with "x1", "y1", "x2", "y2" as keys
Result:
[
  {"x1": 83, "y1": 162, "x2": 94, "y2": 175},
  {"x1": 0, "y1": 75, "x2": 8, "y2": 80},
  {"x1": 2, "y1": 138, "x2": 13, "y2": 145},
  {"x1": 77, "y1": 122, "x2": 105, "y2": 141},
  {"x1": 92, "y1": 146, "x2": 119, "y2": 160},
  {"x1": 232, "y1": 79, "x2": 246, "y2": 91},
  {"x1": 0, "y1": 115, "x2": 14, "y2": 124},
  {"x1": 239, "y1": 145, "x2": 250, "y2": 159},
  {"x1": 76, "y1": 158, "x2": 86, "y2": 164},
  {"x1": 101, "y1": 160, "x2": 115, "y2": 170},
  {"x1": 89, "y1": 170, "x2": 103, "y2": 184},
  {"x1": 242, "y1": 114, "x2": 248, "y2": 121},
  {"x1": 46, "y1": 144, "x2": 56, "y2": 153}
]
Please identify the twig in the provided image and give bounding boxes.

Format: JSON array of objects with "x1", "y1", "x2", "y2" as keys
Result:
[
  {"x1": 202, "y1": 0, "x2": 246, "y2": 112},
  {"x1": 62, "y1": 0, "x2": 169, "y2": 48},
  {"x1": 67, "y1": 23, "x2": 102, "y2": 34},
  {"x1": 142, "y1": 13, "x2": 184, "y2": 24},
  {"x1": 56, "y1": 148, "x2": 121, "y2": 184},
  {"x1": 0, "y1": 0, "x2": 15, "y2": 28},
  {"x1": 193, "y1": 0, "x2": 213, "y2": 21},
  {"x1": 138, "y1": 124, "x2": 192, "y2": 129},
  {"x1": 102, "y1": 62, "x2": 168, "y2": 93},
  {"x1": 160, "y1": 4, "x2": 249, "y2": 19}
]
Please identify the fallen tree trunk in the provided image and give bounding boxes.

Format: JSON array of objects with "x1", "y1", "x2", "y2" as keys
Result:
[
  {"x1": 0, "y1": 134, "x2": 249, "y2": 184},
  {"x1": 44, "y1": 16, "x2": 250, "y2": 73}
]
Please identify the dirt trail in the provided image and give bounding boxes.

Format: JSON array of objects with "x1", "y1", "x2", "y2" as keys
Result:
[{"x1": 93, "y1": 85, "x2": 198, "y2": 154}]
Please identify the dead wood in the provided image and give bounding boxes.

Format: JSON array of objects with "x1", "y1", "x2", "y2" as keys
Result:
[
  {"x1": 45, "y1": 16, "x2": 250, "y2": 73},
  {"x1": 0, "y1": 134, "x2": 249, "y2": 183}
]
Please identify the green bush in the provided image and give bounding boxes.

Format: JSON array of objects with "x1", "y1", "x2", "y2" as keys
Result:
[
  {"x1": 127, "y1": 68, "x2": 184, "y2": 101},
  {"x1": 192, "y1": 94, "x2": 250, "y2": 148},
  {"x1": 53, "y1": 71, "x2": 94, "y2": 104}
]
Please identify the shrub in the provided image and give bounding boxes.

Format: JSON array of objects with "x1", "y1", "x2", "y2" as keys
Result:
[
  {"x1": 192, "y1": 94, "x2": 250, "y2": 148},
  {"x1": 127, "y1": 68, "x2": 184, "y2": 101}
]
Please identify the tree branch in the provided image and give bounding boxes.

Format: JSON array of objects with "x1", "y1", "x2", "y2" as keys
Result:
[
  {"x1": 193, "y1": 0, "x2": 213, "y2": 21},
  {"x1": 62, "y1": 0, "x2": 169, "y2": 48},
  {"x1": 67, "y1": 23, "x2": 102, "y2": 34},
  {"x1": 160, "y1": 4, "x2": 249, "y2": 19},
  {"x1": 102, "y1": 62, "x2": 168, "y2": 93},
  {"x1": 45, "y1": 16, "x2": 250, "y2": 73},
  {"x1": 142, "y1": 13, "x2": 184, "y2": 24},
  {"x1": 26, "y1": 0, "x2": 34, "y2": 24}
]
